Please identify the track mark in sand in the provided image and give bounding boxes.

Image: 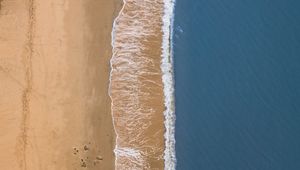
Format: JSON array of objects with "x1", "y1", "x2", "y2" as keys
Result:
[
  {"x1": 17, "y1": 0, "x2": 36, "y2": 169},
  {"x1": 0, "y1": 0, "x2": 2, "y2": 11}
]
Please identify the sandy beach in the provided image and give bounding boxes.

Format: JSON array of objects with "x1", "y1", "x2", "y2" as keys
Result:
[{"x1": 0, "y1": 0, "x2": 121, "y2": 169}]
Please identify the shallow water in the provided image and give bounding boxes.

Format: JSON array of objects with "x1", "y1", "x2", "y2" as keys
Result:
[{"x1": 110, "y1": 0, "x2": 166, "y2": 169}]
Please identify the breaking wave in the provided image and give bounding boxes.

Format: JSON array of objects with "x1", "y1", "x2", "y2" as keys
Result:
[{"x1": 161, "y1": 0, "x2": 176, "y2": 169}]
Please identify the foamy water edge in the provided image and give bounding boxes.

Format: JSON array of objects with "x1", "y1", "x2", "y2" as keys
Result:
[
  {"x1": 109, "y1": 0, "x2": 177, "y2": 169},
  {"x1": 161, "y1": 0, "x2": 176, "y2": 169}
]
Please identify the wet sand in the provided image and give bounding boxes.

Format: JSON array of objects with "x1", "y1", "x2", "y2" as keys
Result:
[
  {"x1": 0, "y1": 0, "x2": 121, "y2": 169},
  {"x1": 110, "y1": 0, "x2": 166, "y2": 169}
]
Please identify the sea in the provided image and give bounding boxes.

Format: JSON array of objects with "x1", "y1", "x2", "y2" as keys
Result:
[{"x1": 174, "y1": 0, "x2": 300, "y2": 170}]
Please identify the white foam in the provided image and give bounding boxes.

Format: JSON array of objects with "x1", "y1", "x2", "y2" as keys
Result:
[{"x1": 161, "y1": 0, "x2": 177, "y2": 169}]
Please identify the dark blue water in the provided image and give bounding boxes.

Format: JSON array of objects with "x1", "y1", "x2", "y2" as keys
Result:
[{"x1": 174, "y1": 0, "x2": 300, "y2": 169}]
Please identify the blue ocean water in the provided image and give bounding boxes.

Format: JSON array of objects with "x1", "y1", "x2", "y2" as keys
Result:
[{"x1": 174, "y1": 0, "x2": 300, "y2": 170}]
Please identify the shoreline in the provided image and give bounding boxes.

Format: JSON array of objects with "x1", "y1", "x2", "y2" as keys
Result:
[
  {"x1": 109, "y1": 0, "x2": 125, "y2": 168},
  {"x1": 0, "y1": 0, "x2": 121, "y2": 169}
]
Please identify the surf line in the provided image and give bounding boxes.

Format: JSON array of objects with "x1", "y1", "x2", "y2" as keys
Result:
[{"x1": 161, "y1": 0, "x2": 176, "y2": 169}]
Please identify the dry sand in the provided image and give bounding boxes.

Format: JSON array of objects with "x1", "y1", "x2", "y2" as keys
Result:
[{"x1": 0, "y1": 0, "x2": 121, "y2": 169}]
